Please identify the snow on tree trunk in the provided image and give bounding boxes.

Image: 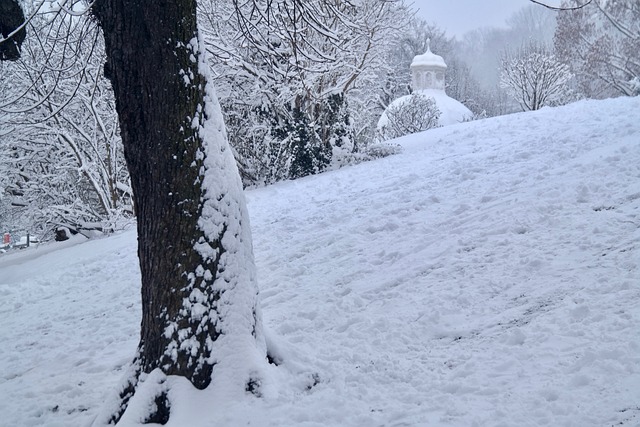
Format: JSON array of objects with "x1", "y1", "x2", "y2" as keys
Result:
[
  {"x1": 0, "y1": 0, "x2": 26, "y2": 60},
  {"x1": 92, "y1": 0, "x2": 266, "y2": 424}
]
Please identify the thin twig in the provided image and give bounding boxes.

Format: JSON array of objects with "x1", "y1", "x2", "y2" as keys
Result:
[{"x1": 529, "y1": 0, "x2": 593, "y2": 11}]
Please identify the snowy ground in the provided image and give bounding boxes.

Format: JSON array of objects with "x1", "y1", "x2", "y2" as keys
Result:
[{"x1": 1, "y1": 97, "x2": 639, "y2": 427}]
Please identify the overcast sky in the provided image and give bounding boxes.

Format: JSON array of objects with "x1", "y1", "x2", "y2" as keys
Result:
[{"x1": 412, "y1": 0, "x2": 543, "y2": 38}]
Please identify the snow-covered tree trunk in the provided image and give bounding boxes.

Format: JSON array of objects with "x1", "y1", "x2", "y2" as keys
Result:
[
  {"x1": 92, "y1": 0, "x2": 267, "y2": 423},
  {"x1": 0, "y1": 0, "x2": 25, "y2": 60}
]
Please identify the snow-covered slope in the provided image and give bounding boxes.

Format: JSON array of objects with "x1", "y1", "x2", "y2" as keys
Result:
[{"x1": 1, "y1": 97, "x2": 639, "y2": 427}]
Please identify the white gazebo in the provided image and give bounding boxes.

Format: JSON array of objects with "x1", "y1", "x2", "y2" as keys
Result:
[
  {"x1": 410, "y1": 39, "x2": 448, "y2": 92},
  {"x1": 378, "y1": 39, "x2": 472, "y2": 135}
]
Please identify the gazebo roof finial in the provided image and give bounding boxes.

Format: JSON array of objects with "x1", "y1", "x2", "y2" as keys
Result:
[{"x1": 410, "y1": 39, "x2": 446, "y2": 70}]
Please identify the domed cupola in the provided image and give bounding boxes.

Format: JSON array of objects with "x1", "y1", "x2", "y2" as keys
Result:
[
  {"x1": 410, "y1": 39, "x2": 447, "y2": 92},
  {"x1": 377, "y1": 39, "x2": 472, "y2": 139}
]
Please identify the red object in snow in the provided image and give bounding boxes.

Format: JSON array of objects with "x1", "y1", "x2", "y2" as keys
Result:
[{"x1": 2, "y1": 233, "x2": 10, "y2": 244}]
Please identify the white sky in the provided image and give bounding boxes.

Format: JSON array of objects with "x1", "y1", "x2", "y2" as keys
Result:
[{"x1": 412, "y1": 0, "x2": 549, "y2": 38}]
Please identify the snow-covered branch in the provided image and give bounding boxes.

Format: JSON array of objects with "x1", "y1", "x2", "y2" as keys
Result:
[{"x1": 500, "y1": 42, "x2": 574, "y2": 111}]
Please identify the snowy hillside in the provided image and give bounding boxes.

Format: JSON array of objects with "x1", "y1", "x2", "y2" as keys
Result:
[{"x1": 1, "y1": 97, "x2": 639, "y2": 427}]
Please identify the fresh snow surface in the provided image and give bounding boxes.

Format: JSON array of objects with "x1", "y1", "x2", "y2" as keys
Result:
[{"x1": 1, "y1": 97, "x2": 639, "y2": 426}]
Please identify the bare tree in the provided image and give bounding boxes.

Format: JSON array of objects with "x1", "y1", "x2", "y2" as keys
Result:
[
  {"x1": 0, "y1": 12, "x2": 132, "y2": 237},
  {"x1": 378, "y1": 93, "x2": 441, "y2": 141},
  {"x1": 555, "y1": 0, "x2": 639, "y2": 97},
  {"x1": 508, "y1": 3, "x2": 557, "y2": 45},
  {"x1": 455, "y1": 5, "x2": 558, "y2": 116},
  {"x1": 200, "y1": 0, "x2": 411, "y2": 184},
  {"x1": 500, "y1": 42, "x2": 574, "y2": 111}
]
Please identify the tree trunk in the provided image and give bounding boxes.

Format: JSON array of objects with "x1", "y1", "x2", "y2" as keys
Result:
[
  {"x1": 0, "y1": 0, "x2": 26, "y2": 60},
  {"x1": 92, "y1": 0, "x2": 266, "y2": 423}
]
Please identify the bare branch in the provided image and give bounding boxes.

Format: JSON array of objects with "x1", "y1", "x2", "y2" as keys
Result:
[{"x1": 528, "y1": 0, "x2": 593, "y2": 11}]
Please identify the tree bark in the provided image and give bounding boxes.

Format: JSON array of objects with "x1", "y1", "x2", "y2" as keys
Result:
[
  {"x1": 0, "y1": 0, "x2": 26, "y2": 60},
  {"x1": 92, "y1": 0, "x2": 265, "y2": 423}
]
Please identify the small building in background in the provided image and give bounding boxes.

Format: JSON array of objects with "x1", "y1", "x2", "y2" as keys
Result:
[{"x1": 378, "y1": 40, "x2": 472, "y2": 140}]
